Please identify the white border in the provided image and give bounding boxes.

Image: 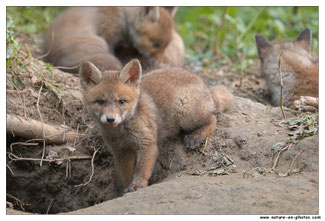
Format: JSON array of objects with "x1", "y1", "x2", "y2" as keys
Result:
[{"x1": 1, "y1": 0, "x2": 322, "y2": 220}]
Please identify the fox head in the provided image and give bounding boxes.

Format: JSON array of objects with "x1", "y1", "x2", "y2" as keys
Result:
[
  {"x1": 255, "y1": 28, "x2": 318, "y2": 105},
  {"x1": 255, "y1": 28, "x2": 316, "y2": 72},
  {"x1": 129, "y1": 7, "x2": 175, "y2": 67},
  {"x1": 80, "y1": 59, "x2": 142, "y2": 127}
]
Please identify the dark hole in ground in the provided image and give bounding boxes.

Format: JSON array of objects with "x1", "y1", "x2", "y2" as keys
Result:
[
  {"x1": 6, "y1": 132, "x2": 117, "y2": 214},
  {"x1": 6, "y1": 130, "x2": 204, "y2": 214}
]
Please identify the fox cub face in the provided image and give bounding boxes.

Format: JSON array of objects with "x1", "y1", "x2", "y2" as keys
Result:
[
  {"x1": 80, "y1": 59, "x2": 142, "y2": 127},
  {"x1": 255, "y1": 28, "x2": 318, "y2": 106},
  {"x1": 130, "y1": 7, "x2": 174, "y2": 66},
  {"x1": 255, "y1": 28, "x2": 316, "y2": 72}
]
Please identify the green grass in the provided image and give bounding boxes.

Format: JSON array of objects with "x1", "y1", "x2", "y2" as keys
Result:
[
  {"x1": 175, "y1": 6, "x2": 318, "y2": 69},
  {"x1": 6, "y1": 7, "x2": 65, "y2": 98},
  {"x1": 6, "y1": 7, "x2": 63, "y2": 36}
]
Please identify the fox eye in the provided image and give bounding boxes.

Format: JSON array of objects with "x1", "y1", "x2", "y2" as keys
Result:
[
  {"x1": 152, "y1": 41, "x2": 161, "y2": 49},
  {"x1": 96, "y1": 99, "x2": 105, "y2": 105},
  {"x1": 118, "y1": 99, "x2": 126, "y2": 105}
]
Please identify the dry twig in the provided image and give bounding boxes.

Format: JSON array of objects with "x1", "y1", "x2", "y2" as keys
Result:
[
  {"x1": 7, "y1": 152, "x2": 92, "y2": 162},
  {"x1": 278, "y1": 51, "x2": 286, "y2": 119},
  {"x1": 10, "y1": 141, "x2": 39, "y2": 153},
  {"x1": 36, "y1": 83, "x2": 46, "y2": 167},
  {"x1": 74, "y1": 147, "x2": 101, "y2": 189},
  {"x1": 65, "y1": 159, "x2": 72, "y2": 179},
  {"x1": 53, "y1": 64, "x2": 81, "y2": 71},
  {"x1": 7, "y1": 194, "x2": 25, "y2": 212},
  {"x1": 288, "y1": 150, "x2": 304, "y2": 175},
  {"x1": 7, "y1": 164, "x2": 15, "y2": 176},
  {"x1": 46, "y1": 199, "x2": 54, "y2": 214},
  {"x1": 200, "y1": 137, "x2": 210, "y2": 156},
  {"x1": 272, "y1": 143, "x2": 292, "y2": 170},
  {"x1": 36, "y1": 31, "x2": 54, "y2": 60},
  {"x1": 73, "y1": 124, "x2": 80, "y2": 149},
  {"x1": 7, "y1": 114, "x2": 81, "y2": 144}
]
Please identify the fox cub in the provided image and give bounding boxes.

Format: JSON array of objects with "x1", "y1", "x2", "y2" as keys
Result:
[
  {"x1": 43, "y1": 7, "x2": 184, "y2": 73},
  {"x1": 79, "y1": 59, "x2": 234, "y2": 194},
  {"x1": 255, "y1": 28, "x2": 318, "y2": 108}
]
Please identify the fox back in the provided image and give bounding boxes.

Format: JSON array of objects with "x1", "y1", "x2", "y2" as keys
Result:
[
  {"x1": 79, "y1": 59, "x2": 234, "y2": 193},
  {"x1": 80, "y1": 62, "x2": 217, "y2": 142},
  {"x1": 43, "y1": 7, "x2": 177, "y2": 72},
  {"x1": 255, "y1": 28, "x2": 318, "y2": 106}
]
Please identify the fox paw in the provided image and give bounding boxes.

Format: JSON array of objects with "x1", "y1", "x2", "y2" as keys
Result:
[
  {"x1": 123, "y1": 182, "x2": 146, "y2": 193},
  {"x1": 293, "y1": 96, "x2": 318, "y2": 113},
  {"x1": 184, "y1": 135, "x2": 204, "y2": 149}
]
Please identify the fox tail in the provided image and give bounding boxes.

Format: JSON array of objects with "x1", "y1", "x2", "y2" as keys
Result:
[{"x1": 209, "y1": 85, "x2": 234, "y2": 112}]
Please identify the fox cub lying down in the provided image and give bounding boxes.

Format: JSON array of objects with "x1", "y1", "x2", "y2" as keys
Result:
[
  {"x1": 44, "y1": 7, "x2": 184, "y2": 73},
  {"x1": 79, "y1": 59, "x2": 234, "y2": 194},
  {"x1": 255, "y1": 28, "x2": 318, "y2": 110}
]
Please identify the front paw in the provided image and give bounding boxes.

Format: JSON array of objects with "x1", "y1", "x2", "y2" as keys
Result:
[
  {"x1": 184, "y1": 134, "x2": 204, "y2": 149},
  {"x1": 293, "y1": 96, "x2": 318, "y2": 112},
  {"x1": 123, "y1": 180, "x2": 147, "y2": 193}
]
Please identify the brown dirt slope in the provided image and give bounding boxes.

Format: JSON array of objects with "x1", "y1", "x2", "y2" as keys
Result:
[{"x1": 6, "y1": 39, "x2": 318, "y2": 215}]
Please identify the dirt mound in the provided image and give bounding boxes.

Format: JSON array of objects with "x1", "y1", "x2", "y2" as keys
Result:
[
  {"x1": 63, "y1": 173, "x2": 318, "y2": 215},
  {"x1": 6, "y1": 41, "x2": 318, "y2": 214},
  {"x1": 5, "y1": 45, "x2": 217, "y2": 213}
]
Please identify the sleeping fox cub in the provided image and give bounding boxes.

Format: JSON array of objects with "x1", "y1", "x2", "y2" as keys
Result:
[
  {"x1": 255, "y1": 28, "x2": 318, "y2": 109},
  {"x1": 80, "y1": 59, "x2": 234, "y2": 194},
  {"x1": 44, "y1": 7, "x2": 184, "y2": 72}
]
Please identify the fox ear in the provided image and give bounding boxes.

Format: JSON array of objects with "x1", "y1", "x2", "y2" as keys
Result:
[
  {"x1": 119, "y1": 59, "x2": 142, "y2": 87},
  {"x1": 295, "y1": 28, "x2": 311, "y2": 52},
  {"x1": 79, "y1": 61, "x2": 102, "y2": 90},
  {"x1": 255, "y1": 34, "x2": 273, "y2": 60},
  {"x1": 163, "y1": 6, "x2": 178, "y2": 17},
  {"x1": 140, "y1": 6, "x2": 160, "y2": 22}
]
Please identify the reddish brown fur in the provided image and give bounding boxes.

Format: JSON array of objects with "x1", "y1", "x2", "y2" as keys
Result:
[
  {"x1": 163, "y1": 30, "x2": 185, "y2": 67},
  {"x1": 282, "y1": 55, "x2": 318, "y2": 97},
  {"x1": 44, "y1": 7, "x2": 183, "y2": 73},
  {"x1": 133, "y1": 8, "x2": 173, "y2": 64},
  {"x1": 80, "y1": 60, "x2": 234, "y2": 194},
  {"x1": 210, "y1": 85, "x2": 235, "y2": 112},
  {"x1": 255, "y1": 28, "x2": 318, "y2": 107}
]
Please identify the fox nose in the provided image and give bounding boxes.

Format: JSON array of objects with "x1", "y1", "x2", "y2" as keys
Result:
[{"x1": 106, "y1": 116, "x2": 115, "y2": 123}]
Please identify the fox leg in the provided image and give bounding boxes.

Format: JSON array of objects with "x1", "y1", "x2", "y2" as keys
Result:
[
  {"x1": 184, "y1": 114, "x2": 216, "y2": 149},
  {"x1": 113, "y1": 149, "x2": 135, "y2": 194},
  {"x1": 293, "y1": 96, "x2": 318, "y2": 112},
  {"x1": 124, "y1": 144, "x2": 159, "y2": 193}
]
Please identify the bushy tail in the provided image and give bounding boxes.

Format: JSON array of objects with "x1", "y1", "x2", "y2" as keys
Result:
[{"x1": 210, "y1": 85, "x2": 234, "y2": 112}]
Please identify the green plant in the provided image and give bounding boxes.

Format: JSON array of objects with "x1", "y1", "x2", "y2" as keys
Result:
[
  {"x1": 6, "y1": 7, "x2": 64, "y2": 36},
  {"x1": 175, "y1": 6, "x2": 318, "y2": 69},
  {"x1": 6, "y1": 16, "x2": 19, "y2": 59}
]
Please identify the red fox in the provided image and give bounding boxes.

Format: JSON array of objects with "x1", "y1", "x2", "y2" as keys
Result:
[
  {"x1": 79, "y1": 59, "x2": 234, "y2": 194},
  {"x1": 255, "y1": 28, "x2": 318, "y2": 109},
  {"x1": 43, "y1": 7, "x2": 184, "y2": 72}
]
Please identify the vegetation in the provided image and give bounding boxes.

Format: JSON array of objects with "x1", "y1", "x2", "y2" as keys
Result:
[
  {"x1": 6, "y1": 7, "x2": 63, "y2": 36},
  {"x1": 6, "y1": 7, "x2": 64, "y2": 96},
  {"x1": 7, "y1": 6, "x2": 318, "y2": 71},
  {"x1": 286, "y1": 114, "x2": 318, "y2": 143},
  {"x1": 175, "y1": 6, "x2": 318, "y2": 70}
]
